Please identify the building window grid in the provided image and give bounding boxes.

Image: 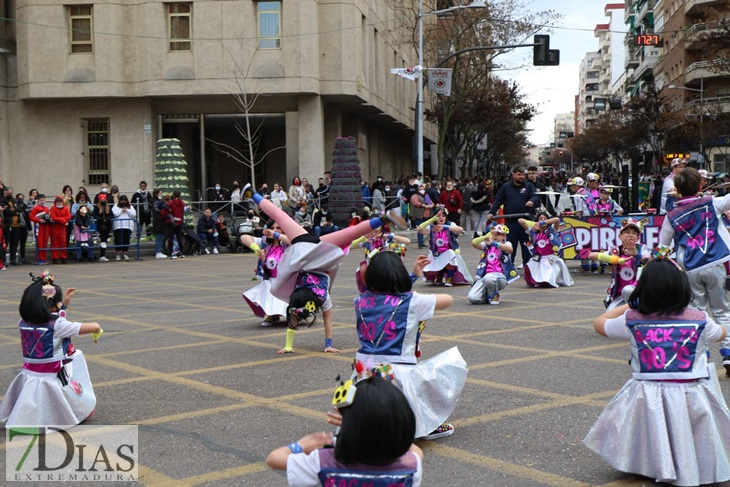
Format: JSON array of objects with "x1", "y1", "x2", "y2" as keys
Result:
[
  {"x1": 258, "y1": 1, "x2": 281, "y2": 49},
  {"x1": 69, "y1": 5, "x2": 93, "y2": 53},
  {"x1": 85, "y1": 119, "x2": 110, "y2": 185},
  {"x1": 168, "y1": 3, "x2": 192, "y2": 51}
]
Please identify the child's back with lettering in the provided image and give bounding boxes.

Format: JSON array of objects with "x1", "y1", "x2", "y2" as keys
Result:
[
  {"x1": 586, "y1": 252, "x2": 730, "y2": 486},
  {"x1": 354, "y1": 251, "x2": 467, "y2": 440}
]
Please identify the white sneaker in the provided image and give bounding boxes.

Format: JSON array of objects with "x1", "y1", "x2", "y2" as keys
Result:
[
  {"x1": 115, "y1": 255, "x2": 121, "y2": 261},
  {"x1": 171, "y1": 254, "x2": 178, "y2": 259},
  {"x1": 99, "y1": 256, "x2": 109, "y2": 262},
  {"x1": 516, "y1": 263, "x2": 524, "y2": 270},
  {"x1": 155, "y1": 252, "x2": 167, "y2": 259},
  {"x1": 205, "y1": 248, "x2": 210, "y2": 255},
  {"x1": 213, "y1": 247, "x2": 219, "y2": 254},
  {"x1": 123, "y1": 254, "x2": 130, "y2": 261}
]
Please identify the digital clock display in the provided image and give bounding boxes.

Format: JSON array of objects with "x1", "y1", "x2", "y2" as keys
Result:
[{"x1": 634, "y1": 34, "x2": 661, "y2": 46}]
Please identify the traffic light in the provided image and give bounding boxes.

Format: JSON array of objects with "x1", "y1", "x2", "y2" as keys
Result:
[{"x1": 533, "y1": 35, "x2": 560, "y2": 66}]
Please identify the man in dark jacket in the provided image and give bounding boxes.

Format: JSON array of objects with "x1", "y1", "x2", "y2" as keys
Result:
[
  {"x1": 487, "y1": 166, "x2": 539, "y2": 268},
  {"x1": 313, "y1": 205, "x2": 339, "y2": 237},
  {"x1": 196, "y1": 207, "x2": 220, "y2": 254},
  {"x1": 527, "y1": 166, "x2": 555, "y2": 216},
  {"x1": 131, "y1": 180, "x2": 154, "y2": 237}
]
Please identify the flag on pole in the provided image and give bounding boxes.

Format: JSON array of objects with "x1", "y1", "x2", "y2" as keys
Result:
[
  {"x1": 427, "y1": 68, "x2": 453, "y2": 96},
  {"x1": 390, "y1": 65, "x2": 422, "y2": 81}
]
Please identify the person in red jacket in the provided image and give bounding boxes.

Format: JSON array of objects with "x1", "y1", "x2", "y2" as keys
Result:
[
  {"x1": 29, "y1": 194, "x2": 50, "y2": 265},
  {"x1": 49, "y1": 195, "x2": 71, "y2": 264},
  {"x1": 166, "y1": 191, "x2": 187, "y2": 258},
  {"x1": 438, "y1": 180, "x2": 463, "y2": 225}
]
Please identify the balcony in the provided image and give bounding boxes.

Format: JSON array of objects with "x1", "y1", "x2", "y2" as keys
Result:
[
  {"x1": 625, "y1": 45, "x2": 639, "y2": 69},
  {"x1": 634, "y1": 48, "x2": 661, "y2": 79},
  {"x1": 685, "y1": 60, "x2": 729, "y2": 83},
  {"x1": 625, "y1": 7, "x2": 635, "y2": 24},
  {"x1": 685, "y1": 0, "x2": 727, "y2": 16},
  {"x1": 637, "y1": 0, "x2": 654, "y2": 24},
  {"x1": 685, "y1": 20, "x2": 729, "y2": 49}
]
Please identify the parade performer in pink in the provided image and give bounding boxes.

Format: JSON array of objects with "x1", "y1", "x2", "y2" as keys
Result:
[
  {"x1": 0, "y1": 272, "x2": 102, "y2": 428},
  {"x1": 418, "y1": 209, "x2": 472, "y2": 286},
  {"x1": 249, "y1": 188, "x2": 407, "y2": 354},
  {"x1": 518, "y1": 213, "x2": 573, "y2": 288},
  {"x1": 241, "y1": 221, "x2": 290, "y2": 327},
  {"x1": 586, "y1": 254, "x2": 730, "y2": 486},
  {"x1": 587, "y1": 218, "x2": 650, "y2": 309},
  {"x1": 353, "y1": 251, "x2": 466, "y2": 440},
  {"x1": 468, "y1": 224, "x2": 518, "y2": 304}
]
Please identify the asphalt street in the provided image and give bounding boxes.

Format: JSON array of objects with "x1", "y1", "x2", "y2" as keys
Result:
[{"x1": 1, "y1": 239, "x2": 729, "y2": 487}]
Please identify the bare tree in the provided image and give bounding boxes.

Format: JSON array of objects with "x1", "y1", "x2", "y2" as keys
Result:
[{"x1": 206, "y1": 48, "x2": 286, "y2": 190}]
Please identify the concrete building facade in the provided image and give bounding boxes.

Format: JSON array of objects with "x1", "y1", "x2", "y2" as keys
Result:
[{"x1": 0, "y1": 0, "x2": 431, "y2": 199}]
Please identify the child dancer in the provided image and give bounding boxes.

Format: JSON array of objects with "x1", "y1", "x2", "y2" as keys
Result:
[
  {"x1": 595, "y1": 186, "x2": 623, "y2": 215},
  {"x1": 354, "y1": 251, "x2": 466, "y2": 439},
  {"x1": 585, "y1": 255, "x2": 730, "y2": 486},
  {"x1": 587, "y1": 219, "x2": 650, "y2": 309},
  {"x1": 468, "y1": 224, "x2": 518, "y2": 304},
  {"x1": 241, "y1": 222, "x2": 290, "y2": 327},
  {"x1": 249, "y1": 189, "x2": 407, "y2": 354},
  {"x1": 659, "y1": 167, "x2": 730, "y2": 375},
  {"x1": 266, "y1": 376, "x2": 423, "y2": 486},
  {"x1": 418, "y1": 209, "x2": 473, "y2": 286},
  {"x1": 0, "y1": 272, "x2": 103, "y2": 428},
  {"x1": 518, "y1": 213, "x2": 573, "y2": 288},
  {"x1": 351, "y1": 225, "x2": 410, "y2": 293}
]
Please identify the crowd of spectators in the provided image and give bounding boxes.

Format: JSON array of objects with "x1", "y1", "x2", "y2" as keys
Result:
[{"x1": 3, "y1": 161, "x2": 717, "y2": 269}]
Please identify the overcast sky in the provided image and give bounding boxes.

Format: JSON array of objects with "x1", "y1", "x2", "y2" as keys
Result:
[{"x1": 501, "y1": 0, "x2": 614, "y2": 146}]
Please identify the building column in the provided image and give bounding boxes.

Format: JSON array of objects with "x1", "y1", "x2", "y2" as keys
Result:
[{"x1": 296, "y1": 95, "x2": 326, "y2": 180}]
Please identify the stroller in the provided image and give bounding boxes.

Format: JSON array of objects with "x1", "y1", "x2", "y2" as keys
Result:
[{"x1": 228, "y1": 212, "x2": 255, "y2": 253}]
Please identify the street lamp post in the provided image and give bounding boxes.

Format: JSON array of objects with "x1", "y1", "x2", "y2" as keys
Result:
[
  {"x1": 416, "y1": 0, "x2": 487, "y2": 176},
  {"x1": 668, "y1": 79, "x2": 705, "y2": 167}
]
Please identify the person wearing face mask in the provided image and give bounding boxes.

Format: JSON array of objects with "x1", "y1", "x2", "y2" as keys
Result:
[
  {"x1": 1, "y1": 186, "x2": 20, "y2": 265},
  {"x1": 247, "y1": 208, "x2": 262, "y2": 236},
  {"x1": 131, "y1": 181, "x2": 154, "y2": 238},
  {"x1": 207, "y1": 183, "x2": 228, "y2": 214},
  {"x1": 410, "y1": 185, "x2": 435, "y2": 249},
  {"x1": 196, "y1": 208, "x2": 221, "y2": 254},
  {"x1": 371, "y1": 182, "x2": 386, "y2": 212},
  {"x1": 438, "y1": 180, "x2": 463, "y2": 225},
  {"x1": 93, "y1": 183, "x2": 110, "y2": 205},
  {"x1": 50, "y1": 195, "x2": 72, "y2": 264},
  {"x1": 294, "y1": 203, "x2": 313, "y2": 232},
  {"x1": 93, "y1": 193, "x2": 114, "y2": 262},
  {"x1": 360, "y1": 180, "x2": 372, "y2": 205},
  {"x1": 288, "y1": 177, "x2": 306, "y2": 214},
  {"x1": 29, "y1": 195, "x2": 50, "y2": 265},
  {"x1": 313, "y1": 205, "x2": 339, "y2": 237},
  {"x1": 315, "y1": 177, "x2": 330, "y2": 209}
]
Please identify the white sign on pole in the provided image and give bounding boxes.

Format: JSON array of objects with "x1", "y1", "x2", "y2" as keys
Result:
[
  {"x1": 427, "y1": 68, "x2": 453, "y2": 96},
  {"x1": 477, "y1": 134, "x2": 488, "y2": 151}
]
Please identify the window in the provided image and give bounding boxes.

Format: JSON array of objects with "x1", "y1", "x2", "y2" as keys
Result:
[
  {"x1": 258, "y1": 1, "x2": 281, "y2": 49},
  {"x1": 85, "y1": 119, "x2": 110, "y2": 185},
  {"x1": 69, "y1": 5, "x2": 93, "y2": 53},
  {"x1": 168, "y1": 3, "x2": 192, "y2": 51}
]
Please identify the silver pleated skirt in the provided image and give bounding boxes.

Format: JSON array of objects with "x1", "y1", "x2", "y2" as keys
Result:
[
  {"x1": 359, "y1": 346, "x2": 468, "y2": 438},
  {"x1": 242, "y1": 279, "x2": 288, "y2": 318},
  {"x1": 584, "y1": 375, "x2": 730, "y2": 486},
  {"x1": 523, "y1": 255, "x2": 573, "y2": 288},
  {"x1": 0, "y1": 350, "x2": 96, "y2": 429},
  {"x1": 423, "y1": 250, "x2": 474, "y2": 285}
]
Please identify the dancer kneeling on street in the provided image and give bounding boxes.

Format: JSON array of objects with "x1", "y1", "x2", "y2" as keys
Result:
[
  {"x1": 586, "y1": 218, "x2": 650, "y2": 310},
  {"x1": 241, "y1": 221, "x2": 291, "y2": 327},
  {"x1": 0, "y1": 271, "x2": 103, "y2": 428},
  {"x1": 266, "y1": 376, "x2": 424, "y2": 486},
  {"x1": 353, "y1": 250, "x2": 466, "y2": 440},
  {"x1": 585, "y1": 252, "x2": 730, "y2": 486},
  {"x1": 468, "y1": 224, "x2": 519, "y2": 305},
  {"x1": 250, "y1": 187, "x2": 407, "y2": 354},
  {"x1": 518, "y1": 213, "x2": 573, "y2": 288},
  {"x1": 418, "y1": 208, "x2": 473, "y2": 286}
]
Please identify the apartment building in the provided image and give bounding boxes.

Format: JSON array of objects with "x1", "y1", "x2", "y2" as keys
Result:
[
  {"x1": 576, "y1": 3, "x2": 626, "y2": 135},
  {"x1": 0, "y1": 1, "x2": 428, "y2": 198},
  {"x1": 624, "y1": 0, "x2": 661, "y2": 96},
  {"x1": 655, "y1": 0, "x2": 730, "y2": 171}
]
